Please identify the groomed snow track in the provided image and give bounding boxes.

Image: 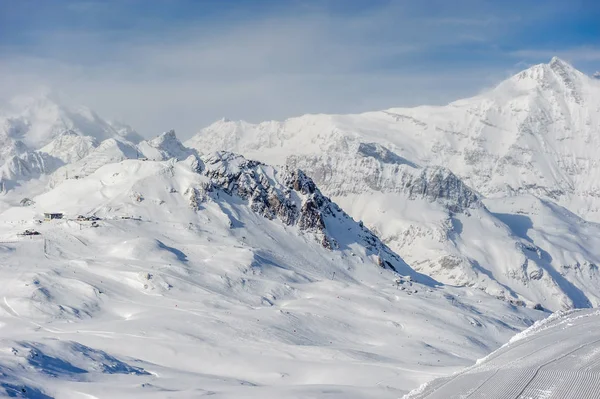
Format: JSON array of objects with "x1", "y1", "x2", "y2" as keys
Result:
[{"x1": 407, "y1": 309, "x2": 600, "y2": 399}]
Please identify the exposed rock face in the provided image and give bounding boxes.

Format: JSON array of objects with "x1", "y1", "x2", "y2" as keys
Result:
[
  {"x1": 357, "y1": 142, "x2": 417, "y2": 167},
  {"x1": 283, "y1": 168, "x2": 317, "y2": 195},
  {"x1": 287, "y1": 151, "x2": 482, "y2": 214},
  {"x1": 192, "y1": 151, "x2": 404, "y2": 272},
  {"x1": 403, "y1": 167, "x2": 481, "y2": 213},
  {"x1": 19, "y1": 197, "x2": 35, "y2": 207},
  {"x1": 199, "y1": 152, "x2": 320, "y2": 233},
  {"x1": 183, "y1": 58, "x2": 600, "y2": 311},
  {"x1": 188, "y1": 58, "x2": 600, "y2": 221}
]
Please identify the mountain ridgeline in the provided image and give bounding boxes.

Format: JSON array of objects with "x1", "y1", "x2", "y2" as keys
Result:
[{"x1": 2, "y1": 58, "x2": 600, "y2": 311}]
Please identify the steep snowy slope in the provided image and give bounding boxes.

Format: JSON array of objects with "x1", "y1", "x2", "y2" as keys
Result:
[
  {"x1": 187, "y1": 58, "x2": 600, "y2": 311},
  {"x1": 484, "y1": 195, "x2": 600, "y2": 308},
  {"x1": 284, "y1": 147, "x2": 600, "y2": 310},
  {"x1": 0, "y1": 155, "x2": 539, "y2": 398},
  {"x1": 0, "y1": 152, "x2": 62, "y2": 192},
  {"x1": 0, "y1": 131, "x2": 99, "y2": 193},
  {"x1": 405, "y1": 309, "x2": 600, "y2": 398}
]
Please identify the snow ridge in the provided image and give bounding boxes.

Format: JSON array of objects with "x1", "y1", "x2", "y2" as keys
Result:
[{"x1": 196, "y1": 151, "x2": 414, "y2": 276}]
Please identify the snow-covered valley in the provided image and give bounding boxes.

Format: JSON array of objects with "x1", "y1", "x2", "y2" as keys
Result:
[
  {"x1": 0, "y1": 156, "x2": 537, "y2": 398},
  {"x1": 0, "y1": 58, "x2": 599, "y2": 397}
]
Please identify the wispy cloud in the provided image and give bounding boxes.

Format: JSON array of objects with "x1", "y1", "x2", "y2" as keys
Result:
[{"x1": 0, "y1": 0, "x2": 596, "y2": 138}]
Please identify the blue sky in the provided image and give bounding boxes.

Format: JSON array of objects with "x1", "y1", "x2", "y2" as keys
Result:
[{"x1": 1, "y1": 0, "x2": 599, "y2": 138}]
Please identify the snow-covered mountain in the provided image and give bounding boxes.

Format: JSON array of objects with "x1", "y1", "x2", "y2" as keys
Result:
[
  {"x1": 0, "y1": 94, "x2": 146, "y2": 197},
  {"x1": 0, "y1": 154, "x2": 538, "y2": 398},
  {"x1": 187, "y1": 58, "x2": 600, "y2": 311},
  {"x1": 189, "y1": 57, "x2": 600, "y2": 212},
  {"x1": 0, "y1": 95, "x2": 198, "y2": 210},
  {"x1": 2, "y1": 59, "x2": 599, "y2": 313}
]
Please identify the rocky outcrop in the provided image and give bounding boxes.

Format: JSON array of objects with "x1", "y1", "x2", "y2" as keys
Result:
[
  {"x1": 403, "y1": 166, "x2": 481, "y2": 213},
  {"x1": 189, "y1": 151, "x2": 403, "y2": 272},
  {"x1": 198, "y1": 152, "x2": 322, "y2": 235},
  {"x1": 287, "y1": 148, "x2": 482, "y2": 213}
]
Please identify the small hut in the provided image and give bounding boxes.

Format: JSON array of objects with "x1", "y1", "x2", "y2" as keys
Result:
[{"x1": 44, "y1": 212, "x2": 64, "y2": 221}]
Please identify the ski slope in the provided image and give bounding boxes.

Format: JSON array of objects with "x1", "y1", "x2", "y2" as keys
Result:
[{"x1": 405, "y1": 309, "x2": 600, "y2": 398}]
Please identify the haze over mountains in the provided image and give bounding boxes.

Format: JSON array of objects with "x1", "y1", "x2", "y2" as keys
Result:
[{"x1": 0, "y1": 58, "x2": 599, "y2": 397}]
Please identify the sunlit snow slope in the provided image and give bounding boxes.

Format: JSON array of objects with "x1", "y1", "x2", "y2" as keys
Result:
[{"x1": 0, "y1": 155, "x2": 538, "y2": 398}]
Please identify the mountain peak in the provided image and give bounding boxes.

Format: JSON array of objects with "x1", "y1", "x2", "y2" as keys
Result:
[
  {"x1": 151, "y1": 129, "x2": 177, "y2": 142},
  {"x1": 549, "y1": 56, "x2": 571, "y2": 68},
  {"x1": 547, "y1": 56, "x2": 579, "y2": 78},
  {"x1": 140, "y1": 129, "x2": 194, "y2": 161},
  {"x1": 108, "y1": 120, "x2": 144, "y2": 144},
  {"x1": 147, "y1": 129, "x2": 181, "y2": 150},
  {"x1": 503, "y1": 56, "x2": 586, "y2": 103}
]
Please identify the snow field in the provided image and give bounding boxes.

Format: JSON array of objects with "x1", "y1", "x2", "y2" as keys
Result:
[{"x1": 0, "y1": 158, "x2": 539, "y2": 397}]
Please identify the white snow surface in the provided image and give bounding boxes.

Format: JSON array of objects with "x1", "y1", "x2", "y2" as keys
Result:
[
  {"x1": 404, "y1": 308, "x2": 600, "y2": 398},
  {"x1": 0, "y1": 156, "x2": 539, "y2": 398}
]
